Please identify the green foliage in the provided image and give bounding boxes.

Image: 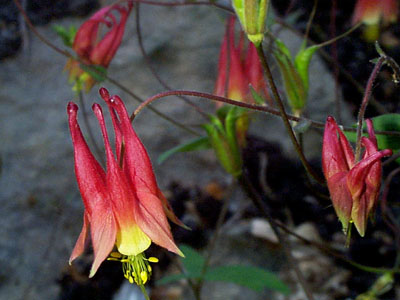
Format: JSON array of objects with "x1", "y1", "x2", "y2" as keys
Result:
[
  {"x1": 274, "y1": 39, "x2": 306, "y2": 112},
  {"x1": 204, "y1": 265, "x2": 290, "y2": 294},
  {"x1": 157, "y1": 137, "x2": 210, "y2": 164},
  {"x1": 250, "y1": 86, "x2": 266, "y2": 105},
  {"x1": 157, "y1": 245, "x2": 290, "y2": 295},
  {"x1": 53, "y1": 25, "x2": 77, "y2": 47},
  {"x1": 156, "y1": 107, "x2": 244, "y2": 177},
  {"x1": 79, "y1": 64, "x2": 108, "y2": 83}
]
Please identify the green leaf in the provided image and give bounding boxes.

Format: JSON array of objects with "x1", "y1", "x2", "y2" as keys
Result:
[
  {"x1": 293, "y1": 119, "x2": 312, "y2": 134},
  {"x1": 250, "y1": 86, "x2": 265, "y2": 105},
  {"x1": 157, "y1": 273, "x2": 196, "y2": 285},
  {"x1": 180, "y1": 245, "x2": 205, "y2": 278},
  {"x1": 157, "y1": 137, "x2": 210, "y2": 164},
  {"x1": 345, "y1": 114, "x2": 400, "y2": 150},
  {"x1": 80, "y1": 64, "x2": 107, "y2": 83},
  {"x1": 204, "y1": 265, "x2": 290, "y2": 294},
  {"x1": 294, "y1": 45, "x2": 319, "y2": 92},
  {"x1": 53, "y1": 24, "x2": 76, "y2": 47}
]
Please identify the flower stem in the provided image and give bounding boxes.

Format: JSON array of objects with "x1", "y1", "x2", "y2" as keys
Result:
[
  {"x1": 132, "y1": 90, "x2": 400, "y2": 136},
  {"x1": 139, "y1": 284, "x2": 150, "y2": 300},
  {"x1": 254, "y1": 43, "x2": 324, "y2": 185},
  {"x1": 354, "y1": 56, "x2": 384, "y2": 162}
]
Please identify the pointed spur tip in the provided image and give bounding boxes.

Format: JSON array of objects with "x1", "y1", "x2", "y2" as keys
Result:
[{"x1": 99, "y1": 87, "x2": 110, "y2": 100}]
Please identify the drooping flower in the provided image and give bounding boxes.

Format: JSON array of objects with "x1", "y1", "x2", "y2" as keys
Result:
[
  {"x1": 322, "y1": 116, "x2": 392, "y2": 236},
  {"x1": 68, "y1": 88, "x2": 184, "y2": 285},
  {"x1": 214, "y1": 16, "x2": 269, "y2": 105},
  {"x1": 352, "y1": 0, "x2": 398, "y2": 41},
  {"x1": 65, "y1": 1, "x2": 133, "y2": 92},
  {"x1": 352, "y1": 0, "x2": 398, "y2": 25}
]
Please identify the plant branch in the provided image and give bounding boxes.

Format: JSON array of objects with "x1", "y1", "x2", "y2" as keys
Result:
[
  {"x1": 134, "y1": 3, "x2": 209, "y2": 118},
  {"x1": 354, "y1": 57, "x2": 384, "y2": 162},
  {"x1": 255, "y1": 43, "x2": 324, "y2": 185},
  {"x1": 132, "y1": 89, "x2": 400, "y2": 137}
]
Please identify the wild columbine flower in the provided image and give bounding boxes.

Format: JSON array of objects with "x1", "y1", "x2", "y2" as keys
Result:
[
  {"x1": 322, "y1": 116, "x2": 392, "y2": 236},
  {"x1": 352, "y1": 0, "x2": 398, "y2": 41},
  {"x1": 68, "y1": 88, "x2": 185, "y2": 286},
  {"x1": 214, "y1": 16, "x2": 269, "y2": 105},
  {"x1": 65, "y1": 1, "x2": 133, "y2": 92}
]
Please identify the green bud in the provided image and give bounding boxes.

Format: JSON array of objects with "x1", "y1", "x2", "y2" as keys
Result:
[{"x1": 232, "y1": 0, "x2": 270, "y2": 46}]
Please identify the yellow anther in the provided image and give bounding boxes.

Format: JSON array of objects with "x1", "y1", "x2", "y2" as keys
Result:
[
  {"x1": 128, "y1": 276, "x2": 134, "y2": 284},
  {"x1": 148, "y1": 257, "x2": 159, "y2": 263},
  {"x1": 140, "y1": 271, "x2": 148, "y2": 284},
  {"x1": 110, "y1": 252, "x2": 122, "y2": 258},
  {"x1": 147, "y1": 265, "x2": 152, "y2": 273}
]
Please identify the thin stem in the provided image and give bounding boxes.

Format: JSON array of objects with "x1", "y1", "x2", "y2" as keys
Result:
[
  {"x1": 134, "y1": 4, "x2": 208, "y2": 118},
  {"x1": 13, "y1": 0, "x2": 200, "y2": 137},
  {"x1": 303, "y1": 0, "x2": 318, "y2": 44},
  {"x1": 354, "y1": 57, "x2": 384, "y2": 162},
  {"x1": 78, "y1": 91, "x2": 105, "y2": 166},
  {"x1": 329, "y1": 0, "x2": 341, "y2": 123},
  {"x1": 139, "y1": 284, "x2": 150, "y2": 300},
  {"x1": 239, "y1": 172, "x2": 315, "y2": 300},
  {"x1": 255, "y1": 43, "x2": 324, "y2": 185},
  {"x1": 131, "y1": 89, "x2": 400, "y2": 137}
]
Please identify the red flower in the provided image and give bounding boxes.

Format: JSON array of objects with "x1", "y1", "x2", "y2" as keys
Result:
[
  {"x1": 214, "y1": 16, "x2": 269, "y2": 105},
  {"x1": 352, "y1": 0, "x2": 398, "y2": 25},
  {"x1": 68, "y1": 88, "x2": 184, "y2": 285},
  {"x1": 66, "y1": 1, "x2": 133, "y2": 92},
  {"x1": 322, "y1": 116, "x2": 392, "y2": 236}
]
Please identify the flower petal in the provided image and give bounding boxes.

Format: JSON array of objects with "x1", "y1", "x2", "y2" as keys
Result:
[
  {"x1": 67, "y1": 102, "x2": 108, "y2": 216},
  {"x1": 322, "y1": 116, "x2": 354, "y2": 179},
  {"x1": 69, "y1": 211, "x2": 89, "y2": 265},
  {"x1": 326, "y1": 172, "x2": 353, "y2": 232},
  {"x1": 89, "y1": 208, "x2": 117, "y2": 277},
  {"x1": 92, "y1": 103, "x2": 151, "y2": 256}
]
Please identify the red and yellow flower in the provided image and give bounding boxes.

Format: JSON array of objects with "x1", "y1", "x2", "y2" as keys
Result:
[
  {"x1": 214, "y1": 16, "x2": 269, "y2": 105},
  {"x1": 322, "y1": 116, "x2": 392, "y2": 236},
  {"x1": 68, "y1": 88, "x2": 184, "y2": 285},
  {"x1": 352, "y1": 0, "x2": 398, "y2": 41},
  {"x1": 66, "y1": 1, "x2": 133, "y2": 92}
]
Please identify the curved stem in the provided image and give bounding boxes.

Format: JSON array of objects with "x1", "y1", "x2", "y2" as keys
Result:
[
  {"x1": 134, "y1": 4, "x2": 208, "y2": 118},
  {"x1": 354, "y1": 57, "x2": 384, "y2": 162},
  {"x1": 255, "y1": 43, "x2": 324, "y2": 185},
  {"x1": 131, "y1": 89, "x2": 400, "y2": 137},
  {"x1": 303, "y1": 0, "x2": 318, "y2": 44}
]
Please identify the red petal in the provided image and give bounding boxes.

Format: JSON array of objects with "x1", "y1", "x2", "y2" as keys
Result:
[
  {"x1": 90, "y1": 3, "x2": 133, "y2": 66},
  {"x1": 213, "y1": 21, "x2": 228, "y2": 99},
  {"x1": 69, "y1": 211, "x2": 89, "y2": 264},
  {"x1": 89, "y1": 207, "x2": 117, "y2": 277},
  {"x1": 322, "y1": 116, "x2": 354, "y2": 180},
  {"x1": 326, "y1": 172, "x2": 353, "y2": 232},
  {"x1": 227, "y1": 17, "x2": 247, "y2": 101},
  {"x1": 92, "y1": 103, "x2": 136, "y2": 229},
  {"x1": 104, "y1": 95, "x2": 184, "y2": 253},
  {"x1": 67, "y1": 102, "x2": 108, "y2": 216}
]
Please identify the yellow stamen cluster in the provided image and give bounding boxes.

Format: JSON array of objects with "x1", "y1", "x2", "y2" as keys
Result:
[{"x1": 107, "y1": 252, "x2": 159, "y2": 286}]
